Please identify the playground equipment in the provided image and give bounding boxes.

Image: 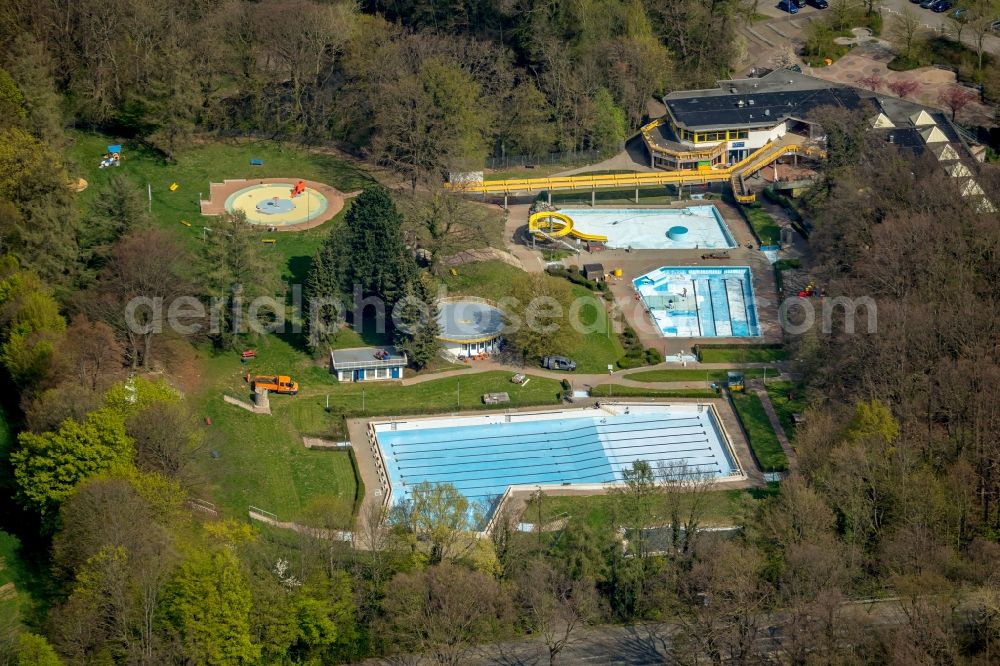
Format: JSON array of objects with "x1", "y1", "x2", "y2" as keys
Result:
[
  {"x1": 291, "y1": 180, "x2": 306, "y2": 197},
  {"x1": 528, "y1": 210, "x2": 608, "y2": 242},
  {"x1": 449, "y1": 141, "x2": 826, "y2": 204}
]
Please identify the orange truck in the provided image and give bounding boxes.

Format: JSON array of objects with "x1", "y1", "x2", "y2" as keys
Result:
[{"x1": 251, "y1": 375, "x2": 299, "y2": 395}]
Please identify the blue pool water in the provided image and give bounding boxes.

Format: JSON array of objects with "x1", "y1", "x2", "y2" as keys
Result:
[
  {"x1": 372, "y1": 405, "x2": 738, "y2": 510},
  {"x1": 634, "y1": 266, "x2": 761, "y2": 338},
  {"x1": 558, "y1": 205, "x2": 736, "y2": 249}
]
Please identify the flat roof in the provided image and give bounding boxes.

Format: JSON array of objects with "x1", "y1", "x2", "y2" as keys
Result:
[
  {"x1": 665, "y1": 86, "x2": 865, "y2": 131},
  {"x1": 437, "y1": 300, "x2": 505, "y2": 342},
  {"x1": 330, "y1": 346, "x2": 406, "y2": 369}
]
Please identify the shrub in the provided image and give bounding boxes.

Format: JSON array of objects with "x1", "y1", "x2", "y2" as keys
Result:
[
  {"x1": 560, "y1": 378, "x2": 571, "y2": 391},
  {"x1": 616, "y1": 354, "x2": 645, "y2": 369},
  {"x1": 644, "y1": 348, "x2": 663, "y2": 365}
]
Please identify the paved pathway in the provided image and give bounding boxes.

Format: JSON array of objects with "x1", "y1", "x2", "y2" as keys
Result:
[
  {"x1": 400, "y1": 359, "x2": 790, "y2": 389},
  {"x1": 750, "y1": 379, "x2": 798, "y2": 473}
]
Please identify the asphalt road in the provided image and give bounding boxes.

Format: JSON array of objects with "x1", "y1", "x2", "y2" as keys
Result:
[{"x1": 756, "y1": 0, "x2": 1000, "y2": 56}]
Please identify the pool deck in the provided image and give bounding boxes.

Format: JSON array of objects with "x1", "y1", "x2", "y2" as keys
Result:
[
  {"x1": 560, "y1": 200, "x2": 782, "y2": 353},
  {"x1": 199, "y1": 177, "x2": 351, "y2": 231},
  {"x1": 346, "y1": 397, "x2": 765, "y2": 538}
]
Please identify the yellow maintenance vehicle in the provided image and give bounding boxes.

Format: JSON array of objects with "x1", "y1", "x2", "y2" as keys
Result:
[{"x1": 251, "y1": 375, "x2": 299, "y2": 395}]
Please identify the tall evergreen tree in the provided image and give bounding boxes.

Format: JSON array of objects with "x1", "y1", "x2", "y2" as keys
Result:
[
  {"x1": 306, "y1": 187, "x2": 416, "y2": 350},
  {"x1": 342, "y1": 186, "x2": 415, "y2": 305},
  {"x1": 394, "y1": 272, "x2": 441, "y2": 369}
]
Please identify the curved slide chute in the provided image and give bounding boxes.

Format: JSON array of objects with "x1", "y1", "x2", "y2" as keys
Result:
[{"x1": 528, "y1": 211, "x2": 608, "y2": 243}]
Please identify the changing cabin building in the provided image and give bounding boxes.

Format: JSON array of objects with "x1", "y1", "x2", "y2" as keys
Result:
[{"x1": 330, "y1": 346, "x2": 407, "y2": 382}]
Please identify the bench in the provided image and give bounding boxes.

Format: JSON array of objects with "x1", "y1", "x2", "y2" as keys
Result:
[
  {"x1": 250, "y1": 159, "x2": 264, "y2": 166},
  {"x1": 701, "y1": 251, "x2": 730, "y2": 260}
]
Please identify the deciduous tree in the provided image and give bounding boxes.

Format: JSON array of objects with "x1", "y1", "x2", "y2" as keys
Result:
[{"x1": 12, "y1": 409, "x2": 133, "y2": 523}]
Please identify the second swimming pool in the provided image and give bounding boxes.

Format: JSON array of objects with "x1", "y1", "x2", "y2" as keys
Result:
[
  {"x1": 634, "y1": 266, "x2": 761, "y2": 338},
  {"x1": 558, "y1": 205, "x2": 736, "y2": 249}
]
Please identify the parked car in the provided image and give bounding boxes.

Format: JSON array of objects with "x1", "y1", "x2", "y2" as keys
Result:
[
  {"x1": 792, "y1": 0, "x2": 807, "y2": 7},
  {"x1": 810, "y1": 0, "x2": 829, "y2": 8},
  {"x1": 931, "y1": 0, "x2": 952, "y2": 12},
  {"x1": 541, "y1": 355, "x2": 577, "y2": 371},
  {"x1": 778, "y1": 0, "x2": 798, "y2": 13},
  {"x1": 919, "y1": 0, "x2": 936, "y2": 9}
]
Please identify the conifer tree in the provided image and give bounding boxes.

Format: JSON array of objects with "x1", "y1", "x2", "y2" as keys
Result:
[{"x1": 394, "y1": 272, "x2": 440, "y2": 369}]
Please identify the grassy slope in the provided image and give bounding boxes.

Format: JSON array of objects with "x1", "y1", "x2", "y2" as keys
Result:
[
  {"x1": 440, "y1": 261, "x2": 624, "y2": 373},
  {"x1": 526, "y1": 484, "x2": 780, "y2": 530},
  {"x1": 196, "y1": 326, "x2": 563, "y2": 522},
  {"x1": 743, "y1": 205, "x2": 780, "y2": 245},
  {"x1": 764, "y1": 380, "x2": 807, "y2": 442},
  {"x1": 698, "y1": 346, "x2": 788, "y2": 363},
  {"x1": 730, "y1": 391, "x2": 788, "y2": 472}
]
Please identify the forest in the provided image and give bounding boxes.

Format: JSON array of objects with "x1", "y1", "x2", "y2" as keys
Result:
[{"x1": 2, "y1": 0, "x2": 1000, "y2": 664}]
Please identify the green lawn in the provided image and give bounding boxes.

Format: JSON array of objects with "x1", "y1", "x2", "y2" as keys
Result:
[
  {"x1": 742, "y1": 204, "x2": 781, "y2": 245},
  {"x1": 67, "y1": 131, "x2": 373, "y2": 257},
  {"x1": 441, "y1": 260, "x2": 623, "y2": 373},
  {"x1": 730, "y1": 391, "x2": 788, "y2": 472},
  {"x1": 195, "y1": 332, "x2": 563, "y2": 524},
  {"x1": 589, "y1": 386, "x2": 717, "y2": 399},
  {"x1": 764, "y1": 381, "x2": 806, "y2": 442},
  {"x1": 525, "y1": 484, "x2": 780, "y2": 531},
  {"x1": 698, "y1": 346, "x2": 788, "y2": 364},
  {"x1": 624, "y1": 367, "x2": 776, "y2": 383}
]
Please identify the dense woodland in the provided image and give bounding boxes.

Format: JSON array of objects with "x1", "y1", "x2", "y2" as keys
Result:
[{"x1": 2, "y1": 0, "x2": 1000, "y2": 664}]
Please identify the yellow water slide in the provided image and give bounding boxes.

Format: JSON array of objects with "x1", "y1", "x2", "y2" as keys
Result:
[
  {"x1": 528, "y1": 210, "x2": 608, "y2": 242},
  {"x1": 449, "y1": 142, "x2": 825, "y2": 202}
]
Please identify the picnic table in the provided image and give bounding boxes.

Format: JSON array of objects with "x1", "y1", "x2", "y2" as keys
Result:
[{"x1": 482, "y1": 392, "x2": 510, "y2": 405}]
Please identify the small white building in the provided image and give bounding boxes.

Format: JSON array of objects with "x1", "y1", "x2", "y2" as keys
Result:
[
  {"x1": 330, "y1": 346, "x2": 407, "y2": 382},
  {"x1": 436, "y1": 298, "x2": 505, "y2": 359}
]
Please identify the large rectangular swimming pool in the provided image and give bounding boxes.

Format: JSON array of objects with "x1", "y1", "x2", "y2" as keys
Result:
[
  {"x1": 371, "y1": 404, "x2": 740, "y2": 510},
  {"x1": 559, "y1": 205, "x2": 735, "y2": 250},
  {"x1": 634, "y1": 266, "x2": 761, "y2": 338}
]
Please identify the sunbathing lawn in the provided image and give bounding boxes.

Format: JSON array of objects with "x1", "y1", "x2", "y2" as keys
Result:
[
  {"x1": 589, "y1": 386, "x2": 717, "y2": 399},
  {"x1": 730, "y1": 391, "x2": 788, "y2": 472},
  {"x1": 698, "y1": 346, "x2": 788, "y2": 363},
  {"x1": 764, "y1": 380, "x2": 807, "y2": 442},
  {"x1": 524, "y1": 484, "x2": 781, "y2": 531},
  {"x1": 624, "y1": 367, "x2": 776, "y2": 383}
]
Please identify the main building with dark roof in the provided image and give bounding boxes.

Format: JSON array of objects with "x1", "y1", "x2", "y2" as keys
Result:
[{"x1": 641, "y1": 68, "x2": 980, "y2": 170}]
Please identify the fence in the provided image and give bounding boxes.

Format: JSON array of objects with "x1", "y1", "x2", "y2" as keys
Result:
[{"x1": 485, "y1": 148, "x2": 616, "y2": 171}]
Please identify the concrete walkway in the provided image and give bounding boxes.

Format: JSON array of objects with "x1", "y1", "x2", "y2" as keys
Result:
[
  {"x1": 750, "y1": 379, "x2": 798, "y2": 473},
  {"x1": 400, "y1": 359, "x2": 789, "y2": 389}
]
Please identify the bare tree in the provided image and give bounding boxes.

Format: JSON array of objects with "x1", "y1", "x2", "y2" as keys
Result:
[
  {"x1": 891, "y1": 9, "x2": 924, "y2": 60},
  {"x1": 60, "y1": 315, "x2": 124, "y2": 390},
  {"x1": 887, "y1": 78, "x2": 921, "y2": 99},
  {"x1": 380, "y1": 563, "x2": 512, "y2": 665},
  {"x1": 515, "y1": 557, "x2": 598, "y2": 665},
  {"x1": 126, "y1": 401, "x2": 203, "y2": 488},
  {"x1": 858, "y1": 73, "x2": 884, "y2": 92},
  {"x1": 91, "y1": 229, "x2": 188, "y2": 369},
  {"x1": 656, "y1": 460, "x2": 717, "y2": 561},
  {"x1": 937, "y1": 85, "x2": 977, "y2": 121}
]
